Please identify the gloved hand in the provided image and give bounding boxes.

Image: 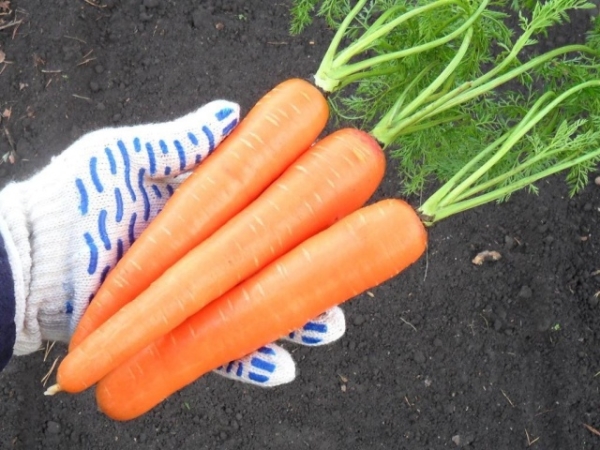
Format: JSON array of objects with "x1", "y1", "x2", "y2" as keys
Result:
[{"x1": 0, "y1": 100, "x2": 346, "y2": 386}]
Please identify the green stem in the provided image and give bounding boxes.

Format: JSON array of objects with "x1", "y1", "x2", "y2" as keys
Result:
[
  {"x1": 391, "y1": 114, "x2": 468, "y2": 137},
  {"x1": 335, "y1": 0, "x2": 462, "y2": 67},
  {"x1": 395, "y1": 28, "x2": 474, "y2": 123},
  {"x1": 433, "y1": 12, "x2": 465, "y2": 35},
  {"x1": 334, "y1": 65, "x2": 409, "y2": 92},
  {"x1": 382, "y1": 61, "x2": 440, "y2": 128},
  {"x1": 359, "y1": 4, "x2": 409, "y2": 41},
  {"x1": 422, "y1": 72, "x2": 457, "y2": 104},
  {"x1": 371, "y1": 27, "x2": 474, "y2": 145},
  {"x1": 375, "y1": 43, "x2": 595, "y2": 144},
  {"x1": 434, "y1": 90, "x2": 557, "y2": 208},
  {"x1": 453, "y1": 143, "x2": 583, "y2": 202},
  {"x1": 465, "y1": 0, "x2": 597, "y2": 89},
  {"x1": 314, "y1": 0, "x2": 488, "y2": 92},
  {"x1": 427, "y1": 147, "x2": 600, "y2": 223},
  {"x1": 423, "y1": 44, "x2": 595, "y2": 119},
  {"x1": 417, "y1": 132, "x2": 509, "y2": 221},
  {"x1": 314, "y1": 0, "x2": 368, "y2": 92},
  {"x1": 418, "y1": 79, "x2": 600, "y2": 224}
]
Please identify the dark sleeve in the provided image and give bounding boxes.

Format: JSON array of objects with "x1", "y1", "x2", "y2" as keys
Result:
[{"x1": 0, "y1": 231, "x2": 16, "y2": 371}]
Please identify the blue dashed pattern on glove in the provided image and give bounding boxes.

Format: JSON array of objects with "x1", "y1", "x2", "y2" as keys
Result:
[
  {"x1": 74, "y1": 106, "x2": 237, "y2": 292},
  {"x1": 215, "y1": 306, "x2": 346, "y2": 387},
  {"x1": 285, "y1": 307, "x2": 346, "y2": 346},
  {"x1": 0, "y1": 101, "x2": 239, "y2": 356},
  {"x1": 214, "y1": 343, "x2": 296, "y2": 387}
]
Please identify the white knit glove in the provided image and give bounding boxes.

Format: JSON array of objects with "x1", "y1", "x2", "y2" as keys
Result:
[{"x1": 0, "y1": 101, "x2": 346, "y2": 386}]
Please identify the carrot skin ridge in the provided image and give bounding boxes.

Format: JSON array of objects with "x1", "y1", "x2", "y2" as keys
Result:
[
  {"x1": 96, "y1": 199, "x2": 428, "y2": 421},
  {"x1": 57, "y1": 127, "x2": 386, "y2": 393},
  {"x1": 69, "y1": 78, "x2": 330, "y2": 350}
]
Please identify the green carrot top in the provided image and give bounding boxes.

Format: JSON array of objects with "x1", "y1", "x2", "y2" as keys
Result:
[{"x1": 291, "y1": 0, "x2": 600, "y2": 217}]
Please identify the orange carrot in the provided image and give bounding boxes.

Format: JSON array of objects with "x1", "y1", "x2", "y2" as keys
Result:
[
  {"x1": 69, "y1": 78, "x2": 329, "y2": 350},
  {"x1": 51, "y1": 128, "x2": 386, "y2": 394},
  {"x1": 95, "y1": 199, "x2": 427, "y2": 421}
]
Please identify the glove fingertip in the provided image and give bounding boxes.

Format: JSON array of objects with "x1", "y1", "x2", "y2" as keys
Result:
[
  {"x1": 284, "y1": 306, "x2": 346, "y2": 347},
  {"x1": 213, "y1": 343, "x2": 296, "y2": 388},
  {"x1": 194, "y1": 99, "x2": 241, "y2": 145}
]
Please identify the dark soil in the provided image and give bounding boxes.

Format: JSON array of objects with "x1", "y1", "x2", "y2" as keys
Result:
[{"x1": 1, "y1": 1, "x2": 600, "y2": 449}]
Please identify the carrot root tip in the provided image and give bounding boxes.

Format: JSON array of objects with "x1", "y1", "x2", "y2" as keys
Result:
[{"x1": 44, "y1": 384, "x2": 63, "y2": 396}]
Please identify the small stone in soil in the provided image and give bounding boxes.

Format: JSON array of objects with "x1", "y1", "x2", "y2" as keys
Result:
[
  {"x1": 46, "y1": 421, "x2": 61, "y2": 434},
  {"x1": 353, "y1": 315, "x2": 365, "y2": 326},
  {"x1": 494, "y1": 319, "x2": 503, "y2": 331},
  {"x1": 518, "y1": 285, "x2": 532, "y2": 299},
  {"x1": 413, "y1": 350, "x2": 426, "y2": 364}
]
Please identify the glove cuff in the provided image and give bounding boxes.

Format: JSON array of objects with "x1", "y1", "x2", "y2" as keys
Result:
[
  {"x1": 0, "y1": 183, "x2": 36, "y2": 356},
  {"x1": 0, "y1": 222, "x2": 16, "y2": 370},
  {"x1": 0, "y1": 193, "x2": 32, "y2": 368}
]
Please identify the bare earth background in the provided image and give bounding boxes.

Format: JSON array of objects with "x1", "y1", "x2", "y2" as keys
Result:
[{"x1": 1, "y1": 1, "x2": 600, "y2": 448}]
